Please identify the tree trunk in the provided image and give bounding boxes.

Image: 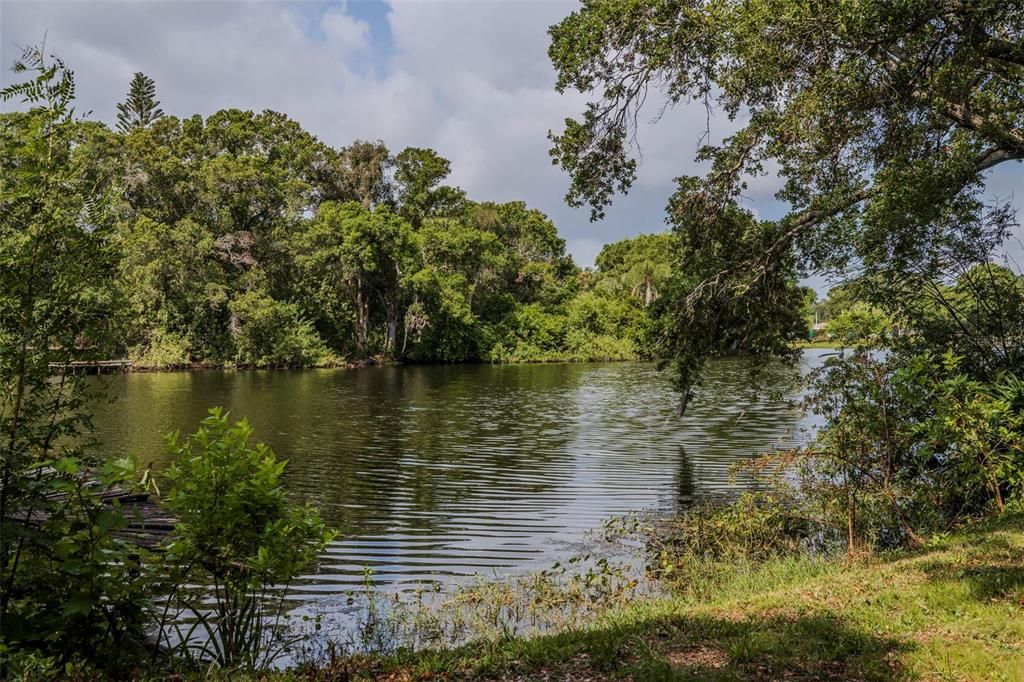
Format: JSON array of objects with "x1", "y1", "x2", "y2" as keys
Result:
[
  {"x1": 386, "y1": 313, "x2": 397, "y2": 356},
  {"x1": 846, "y1": 482, "x2": 857, "y2": 555},
  {"x1": 992, "y1": 475, "x2": 1005, "y2": 513},
  {"x1": 353, "y1": 277, "x2": 369, "y2": 353}
]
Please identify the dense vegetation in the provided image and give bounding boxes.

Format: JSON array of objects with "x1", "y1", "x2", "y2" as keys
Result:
[
  {"x1": 3, "y1": 67, "x2": 678, "y2": 371},
  {"x1": 0, "y1": 45, "x2": 682, "y2": 677},
  {"x1": 0, "y1": 48, "x2": 335, "y2": 677}
]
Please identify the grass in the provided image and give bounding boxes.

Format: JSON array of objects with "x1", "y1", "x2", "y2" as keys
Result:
[
  {"x1": 793, "y1": 339, "x2": 840, "y2": 349},
  {"x1": 289, "y1": 515, "x2": 1024, "y2": 681}
]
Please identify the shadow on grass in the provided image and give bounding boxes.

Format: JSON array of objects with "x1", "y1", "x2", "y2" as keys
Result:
[
  {"x1": 349, "y1": 610, "x2": 913, "y2": 681},
  {"x1": 920, "y1": 558, "x2": 1024, "y2": 603},
  {"x1": 916, "y1": 526, "x2": 1024, "y2": 603}
]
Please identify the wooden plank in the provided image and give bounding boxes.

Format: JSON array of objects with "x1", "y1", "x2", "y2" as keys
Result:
[
  {"x1": 11, "y1": 471, "x2": 176, "y2": 549},
  {"x1": 48, "y1": 360, "x2": 133, "y2": 373}
]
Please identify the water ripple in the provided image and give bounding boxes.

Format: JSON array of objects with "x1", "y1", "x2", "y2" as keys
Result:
[{"x1": 89, "y1": 352, "x2": 826, "y2": 595}]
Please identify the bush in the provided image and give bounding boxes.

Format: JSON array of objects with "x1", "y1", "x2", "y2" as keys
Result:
[
  {"x1": 791, "y1": 350, "x2": 1024, "y2": 550},
  {"x1": 564, "y1": 328, "x2": 636, "y2": 361},
  {"x1": 158, "y1": 409, "x2": 335, "y2": 669},
  {"x1": 0, "y1": 457, "x2": 152, "y2": 677},
  {"x1": 403, "y1": 270, "x2": 485, "y2": 362},
  {"x1": 128, "y1": 328, "x2": 192, "y2": 369},
  {"x1": 622, "y1": 491, "x2": 829, "y2": 601},
  {"x1": 228, "y1": 291, "x2": 333, "y2": 368},
  {"x1": 824, "y1": 302, "x2": 891, "y2": 345}
]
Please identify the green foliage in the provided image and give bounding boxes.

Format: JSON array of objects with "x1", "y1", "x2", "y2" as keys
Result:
[
  {"x1": 0, "y1": 458, "x2": 152, "y2": 675},
  {"x1": 489, "y1": 303, "x2": 566, "y2": 362},
  {"x1": 229, "y1": 291, "x2": 333, "y2": 368},
  {"x1": 563, "y1": 291, "x2": 642, "y2": 361},
  {"x1": 129, "y1": 328, "x2": 193, "y2": 369},
  {"x1": 9, "y1": 64, "x2": 654, "y2": 368},
  {"x1": 393, "y1": 147, "x2": 466, "y2": 227},
  {"x1": 160, "y1": 409, "x2": 335, "y2": 669},
  {"x1": 824, "y1": 302, "x2": 893, "y2": 346},
  {"x1": 892, "y1": 263, "x2": 1024, "y2": 378},
  {"x1": 594, "y1": 232, "x2": 674, "y2": 307},
  {"x1": 548, "y1": 0, "x2": 1024, "y2": 395},
  {"x1": 0, "y1": 45, "x2": 150, "y2": 675},
  {"x1": 329, "y1": 139, "x2": 394, "y2": 209},
  {"x1": 649, "y1": 205, "x2": 809, "y2": 409},
  {"x1": 406, "y1": 266, "x2": 485, "y2": 362},
  {"x1": 638, "y1": 492, "x2": 823, "y2": 600},
  {"x1": 116, "y1": 71, "x2": 163, "y2": 134},
  {"x1": 2, "y1": 39, "x2": 677, "y2": 370},
  {"x1": 793, "y1": 350, "x2": 1024, "y2": 550},
  {"x1": 115, "y1": 216, "x2": 226, "y2": 364}
]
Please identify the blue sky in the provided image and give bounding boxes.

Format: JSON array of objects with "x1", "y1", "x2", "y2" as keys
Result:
[{"x1": 1, "y1": 0, "x2": 1020, "y2": 284}]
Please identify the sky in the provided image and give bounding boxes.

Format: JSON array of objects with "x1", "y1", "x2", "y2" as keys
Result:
[{"x1": 1, "y1": 0, "x2": 1021, "y2": 278}]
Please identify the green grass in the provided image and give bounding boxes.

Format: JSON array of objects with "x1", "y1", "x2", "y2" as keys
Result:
[
  {"x1": 793, "y1": 339, "x2": 840, "y2": 349},
  {"x1": 293, "y1": 515, "x2": 1024, "y2": 681}
]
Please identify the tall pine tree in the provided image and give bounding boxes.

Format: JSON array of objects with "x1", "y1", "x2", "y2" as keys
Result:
[{"x1": 116, "y1": 71, "x2": 163, "y2": 133}]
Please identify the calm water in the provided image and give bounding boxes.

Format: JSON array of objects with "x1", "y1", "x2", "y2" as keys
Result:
[{"x1": 89, "y1": 352, "x2": 826, "y2": 601}]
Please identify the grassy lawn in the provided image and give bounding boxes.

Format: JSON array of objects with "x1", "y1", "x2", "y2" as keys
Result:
[{"x1": 309, "y1": 516, "x2": 1024, "y2": 681}]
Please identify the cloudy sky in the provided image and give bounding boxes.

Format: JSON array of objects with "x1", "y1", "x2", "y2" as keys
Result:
[{"x1": 2, "y1": 0, "x2": 1021, "y2": 276}]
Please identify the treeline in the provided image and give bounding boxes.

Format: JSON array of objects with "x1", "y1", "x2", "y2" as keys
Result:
[{"x1": 16, "y1": 73, "x2": 677, "y2": 369}]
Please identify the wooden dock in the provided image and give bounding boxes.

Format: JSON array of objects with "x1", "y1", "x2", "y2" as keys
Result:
[
  {"x1": 48, "y1": 359, "x2": 132, "y2": 374},
  {"x1": 24, "y1": 470, "x2": 175, "y2": 550},
  {"x1": 106, "y1": 488, "x2": 176, "y2": 550}
]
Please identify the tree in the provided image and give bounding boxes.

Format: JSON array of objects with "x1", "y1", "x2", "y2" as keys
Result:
[
  {"x1": 394, "y1": 147, "x2": 466, "y2": 227},
  {"x1": 549, "y1": 0, "x2": 1024, "y2": 393},
  {"x1": 330, "y1": 139, "x2": 394, "y2": 209},
  {"x1": 116, "y1": 71, "x2": 164, "y2": 134},
  {"x1": 112, "y1": 107, "x2": 337, "y2": 365},
  {"x1": 896, "y1": 262, "x2": 1024, "y2": 377},
  {"x1": 1, "y1": 45, "x2": 151, "y2": 675},
  {"x1": 301, "y1": 201, "x2": 416, "y2": 355},
  {"x1": 825, "y1": 302, "x2": 893, "y2": 345},
  {"x1": 595, "y1": 233, "x2": 674, "y2": 307}
]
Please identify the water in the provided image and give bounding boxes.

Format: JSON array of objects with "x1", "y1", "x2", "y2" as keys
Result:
[{"x1": 89, "y1": 352, "x2": 826, "y2": 602}]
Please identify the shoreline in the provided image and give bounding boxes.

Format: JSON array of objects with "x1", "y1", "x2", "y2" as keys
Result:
[
  {"x1": 69, "y1": 344, "x2": 841, "y2": 375},
  {"x1": 278, "y1": 513, "x2": 1024, "y2": 681},
  {"x1": 65, "y1": 355, "x2": 653, "y2": 374}
]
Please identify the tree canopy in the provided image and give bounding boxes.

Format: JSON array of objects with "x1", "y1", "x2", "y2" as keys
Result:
[
  {"x1": 3, "y1": 67, "x2": 687, "y2": 370},
  {"x1": 549, "y1": 0, "x2": 1024, "y2": 394}
]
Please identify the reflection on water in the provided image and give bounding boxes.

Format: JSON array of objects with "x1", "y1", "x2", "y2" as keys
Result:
[{"x1": 89, "y1": 351, "x2": 826, "y2": 599}]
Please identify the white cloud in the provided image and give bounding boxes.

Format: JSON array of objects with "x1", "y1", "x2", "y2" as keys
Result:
[
  {"x1": 3, "y1": 0, "x2": 1019, "y2": 275},
  {"x1": 0, "y1": 0, "x2": 708, "y2": 264}
]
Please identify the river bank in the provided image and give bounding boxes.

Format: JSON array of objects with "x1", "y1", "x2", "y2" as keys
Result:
[
  {"x1": 280, "y1": 513, "x2": 1024, "y2": 681},
  {"x1": 72, "y1": 354, "x2": 647, "y2": 373}
]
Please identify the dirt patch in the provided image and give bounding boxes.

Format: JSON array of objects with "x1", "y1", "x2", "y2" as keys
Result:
[{"x1": 663, "y1": 643, "x2": 729, "y2": 670}]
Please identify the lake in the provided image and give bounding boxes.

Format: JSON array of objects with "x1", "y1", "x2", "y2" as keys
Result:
[{"x1": 89, "y1": 352, "x2": 826, "y2": 603}]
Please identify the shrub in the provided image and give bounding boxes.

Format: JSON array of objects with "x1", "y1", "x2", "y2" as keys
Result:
[
  {"x1": 228, "y1": 291, "x2": 332, "y2": 368},
  {"x1": 129, "y1": 328, "x2": 192, "y2": 369},
  {"x1": 792, "y1": 350, "x2": 1024, "y2": 551},
  {"x1": 824, "y1": 302, "x2": 892, "y2": 345},
  {"x1": 564, "y1": 328, "x2": 636, "y2": 361},
  {"x1": 0, "y1": 457, "x2": 152, "y2": 676},
  {"x1": 158, "y1": 409, "x2": 335, "y2": 670}
]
